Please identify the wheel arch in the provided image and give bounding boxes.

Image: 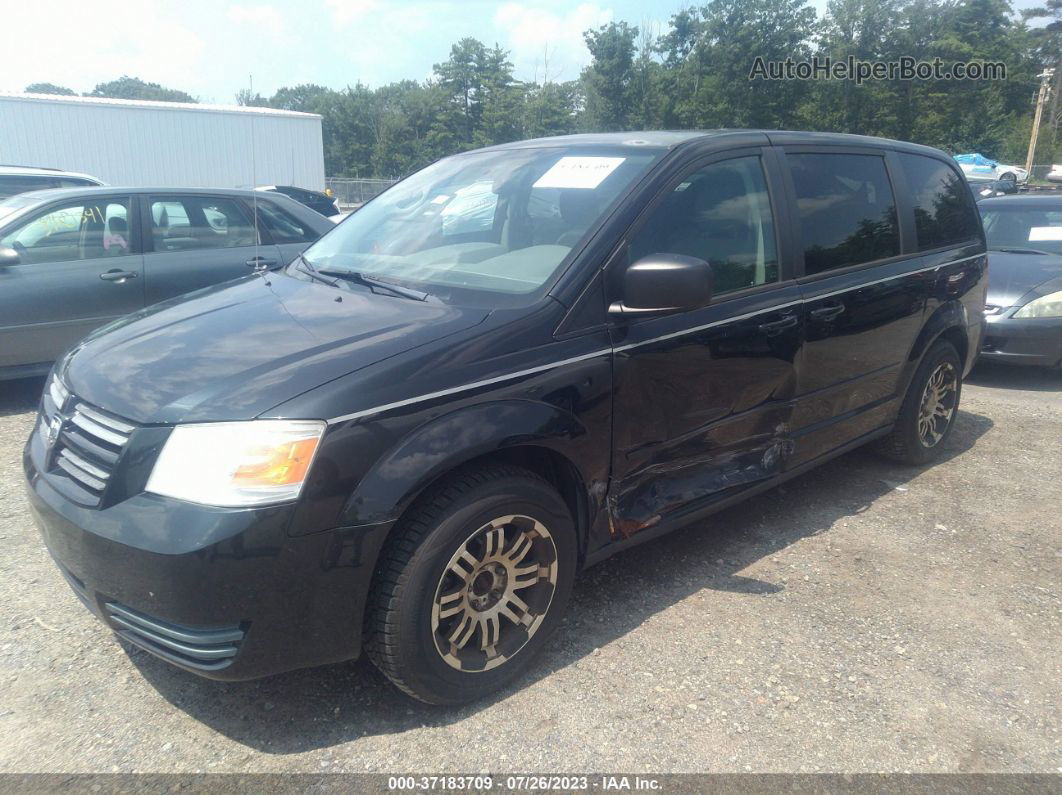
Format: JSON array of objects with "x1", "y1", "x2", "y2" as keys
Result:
[
  {"x1": 339, "y1": 399, "x2": 596, "y2": 557},
  {"x1": 901, "y1": 300, "x2": 970, "y2": 393}
]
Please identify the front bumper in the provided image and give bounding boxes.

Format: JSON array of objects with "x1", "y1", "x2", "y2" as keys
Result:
[
  {"x1": 981, "y1": 313, "x2": 1062, "y2": 367},
  {"x1": 24, "y1": 426, "x2": 393, "y2": 681}
]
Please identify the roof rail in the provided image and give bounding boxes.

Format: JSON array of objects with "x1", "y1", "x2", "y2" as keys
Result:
[{"x1": 0, "y1": 164, "x2": 62, "y2": 171}]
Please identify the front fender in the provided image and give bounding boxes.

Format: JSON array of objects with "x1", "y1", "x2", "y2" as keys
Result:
[{"x1": 337, "y1": 399, "x2": 592, "y2": 526}]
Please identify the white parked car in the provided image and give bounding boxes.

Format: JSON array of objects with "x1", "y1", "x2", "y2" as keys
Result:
[
  {"x1": 954, "y1": 153, "x2": 1028, "y2": 185},
  {"x1": 1047, "y1": 165, "x2": 1062, "y2": 184}
]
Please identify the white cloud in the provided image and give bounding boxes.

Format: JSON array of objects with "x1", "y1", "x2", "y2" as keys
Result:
[
  {"x1": 325, "y1": 0, "x2": 381, "y2": 26},
  {"x1": 227, "y1": 4, "x2": 292, "y2": 44},
  {"x1": 1, "y1": 1, "x2": 206, "y2": 96},
  {"x1": 494, "y1": 2, "x2": 613, "y2": 83}
]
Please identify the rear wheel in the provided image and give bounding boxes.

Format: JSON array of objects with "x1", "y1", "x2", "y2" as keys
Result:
[
  {"x1": 876, "y1": 340, "x2": 962, "y2": 465},
  {"x1": 365, "y1": 465, "x2": 576, "y2": 704}
]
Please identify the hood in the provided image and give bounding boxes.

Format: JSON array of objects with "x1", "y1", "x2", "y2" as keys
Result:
[
  {"x1": 986, "y1": 251, "x2": 1062, "y2": 308},
  {"x1": 59, "y1": 272, "x2": 489, "y2": 424}
]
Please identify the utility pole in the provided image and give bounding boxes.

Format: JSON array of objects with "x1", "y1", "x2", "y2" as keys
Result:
[{"x1": 1025, "y1": 67, "x2": 1055, "y2": 175}]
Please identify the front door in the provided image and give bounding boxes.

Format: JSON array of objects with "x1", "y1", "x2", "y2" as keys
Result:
[
  {"x1": 0, "y1": 196, "x2": 143, "y2": 369},
  {"x1": 607, "y1": 152, "x2": 804, "y2": 537}
]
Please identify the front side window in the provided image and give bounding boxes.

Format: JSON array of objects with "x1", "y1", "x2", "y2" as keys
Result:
[
  {"x1": 628, "y1": 156, "x2": 779, "y2": 295},
  {"x1": 0, "y1": 199, "x2": 131, "y2": 264},
  {"x1": 149, "y1": 196, "x2": 256, "y2": 252},
  {"x1": 899, "y1": 153, "x2": 980, "y2": 251},
  {"x1": 301, "y1": 146, "x2": 662, "y2": 300},
  {"x1": 788, "y1": 153, "x2": 899, "y2": 275}
]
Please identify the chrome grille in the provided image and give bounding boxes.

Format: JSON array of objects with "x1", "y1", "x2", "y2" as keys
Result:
[{"x1": 39, "y1": 376, "x2": 138, "y2": 507}]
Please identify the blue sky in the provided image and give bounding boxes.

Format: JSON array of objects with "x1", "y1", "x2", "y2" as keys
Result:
[{"x1": 3, "y1": 0, "x2": 1050, "y2": 105}]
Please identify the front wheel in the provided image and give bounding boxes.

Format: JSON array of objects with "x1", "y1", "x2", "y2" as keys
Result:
[
  {"x1": 365, "y1": 465, "x2": 576, "y2": 704},
  {"x1": 875, "y1": 340, "x2": 962, "y2": 465}
]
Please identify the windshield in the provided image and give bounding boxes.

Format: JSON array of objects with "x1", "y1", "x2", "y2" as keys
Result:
[
  {"x1": 299, "y1": 146, "x2": 662, "y2": 301},
  {"x1": 981, "y1": 205, "x2": 1062, "y2": 255},
  {"x1": 0, "y1": 195, "x2": 37, "y2": 223}
]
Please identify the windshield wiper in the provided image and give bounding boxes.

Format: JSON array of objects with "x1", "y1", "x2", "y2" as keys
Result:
[
  {"x1": 316, "y1": 268, "x2": 429, "y2": 301},
  {"x1": 989, "y1": 246, "x2": 1055, "y2": 256},
  {"x1": 293, "y1": 254, "x2": 339, "y2": 287}
]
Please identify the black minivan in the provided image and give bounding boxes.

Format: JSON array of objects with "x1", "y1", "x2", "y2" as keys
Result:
[{"x1": 24, "y1": 131, "x2": 986, "y2": 704}]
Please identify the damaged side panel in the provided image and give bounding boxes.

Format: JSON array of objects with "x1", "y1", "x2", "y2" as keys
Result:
[{"x1": 606, "y1": 285, "x2": 805, "y2": 541}]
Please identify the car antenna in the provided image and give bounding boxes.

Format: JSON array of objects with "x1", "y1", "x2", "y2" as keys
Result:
[{"x1": 249, "y1": 74, "x2": 265, "y2": 277}]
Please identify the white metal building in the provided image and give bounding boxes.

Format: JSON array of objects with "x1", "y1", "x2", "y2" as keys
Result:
[{"x1": 0, "y1": 93, "x2": 325, "y2": 190}]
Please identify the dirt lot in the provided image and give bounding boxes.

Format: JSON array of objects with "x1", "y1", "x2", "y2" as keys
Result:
[{"x1": 0, "y1": 364, "x2": 1058, "y2": 774}]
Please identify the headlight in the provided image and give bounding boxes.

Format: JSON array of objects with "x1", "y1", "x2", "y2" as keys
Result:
[
  {"x1": 146, "y1": 420, "x2": 325, "y2": 507},
  {"x1": 1014, "y1": 290, "x2": 1062, "y2": 318}
]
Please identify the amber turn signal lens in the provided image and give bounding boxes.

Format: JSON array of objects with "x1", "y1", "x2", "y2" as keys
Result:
[{"x1": 233, "y1": 437, "x2": 320, "y2": 486}]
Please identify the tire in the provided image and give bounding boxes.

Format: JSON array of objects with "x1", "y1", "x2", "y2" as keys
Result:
[
  {"x1": 875, "y1": 340, "x2": 962, "y2": 465},
  {"x1": 365, "y1": 465, "x2": 577, "y2": 704}
]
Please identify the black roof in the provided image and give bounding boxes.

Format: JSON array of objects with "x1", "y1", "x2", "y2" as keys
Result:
[{"x1": 470, "y1": 130, "x2": 954, "y2": 161}]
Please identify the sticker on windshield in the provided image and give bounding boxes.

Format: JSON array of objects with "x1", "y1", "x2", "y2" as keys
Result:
[
  {"x1": 533, "y1": 157, "x2": 626, "y2": 190},
  {"x1": 1028, "y1": 226, "x2": 1062, "y2": 241}
]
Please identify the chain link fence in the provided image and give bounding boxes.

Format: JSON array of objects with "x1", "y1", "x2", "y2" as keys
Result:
[{"x1": 325, "y1": 177, "x2": 398, "y2": 208}]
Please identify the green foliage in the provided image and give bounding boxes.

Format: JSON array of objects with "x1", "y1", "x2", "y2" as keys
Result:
[
  {"x1": 25, "y1": 83, "x2": 76, "y2": 96},
  {"x1": 65, "y1": 0, "x2": 1052, "y2": 178},
  {"x1": 87, "y1": 76, "x2": 197, "y2": 103}
]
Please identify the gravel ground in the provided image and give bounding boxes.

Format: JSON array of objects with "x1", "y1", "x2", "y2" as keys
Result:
[{"x1": 0, "y1": 363, "x2": 1059, "y2": 774}]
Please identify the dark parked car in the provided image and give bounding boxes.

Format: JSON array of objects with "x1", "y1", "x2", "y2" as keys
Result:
[
  {"x1": 25, "y1": 132, "x2": 986, "y2": 704},
  {"x1": 969, "y1": 177, "x2": 1019, "y2": 202},
  {"x1": 0, "y1": 186, "x2": 334, "y2": 379},
  {"x1": 256, "y1": 185, "x2": 341, "y2": 218},
  {"x1": 978, "y1": 195, "x2": 1062, "y2": 367},
  {"x1": 0, "y1": 165, "x2": 104, "y2": 199}
]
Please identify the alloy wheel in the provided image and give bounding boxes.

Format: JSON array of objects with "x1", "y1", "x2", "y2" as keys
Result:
[
  {"x1": 917, "y1": 362, "x2": 957, "y2": 447},
  {"x1": 431, "y1": 514, "x2": 558, "y2": 672}
]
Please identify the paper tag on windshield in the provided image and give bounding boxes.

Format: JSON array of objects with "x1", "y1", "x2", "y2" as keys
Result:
[
  {"x1": 534, "y1": 157, "x2": 625, "y2": 189},
  {"x1": 1029, "y1": 226, "x2": 1062, "y2": 241}
]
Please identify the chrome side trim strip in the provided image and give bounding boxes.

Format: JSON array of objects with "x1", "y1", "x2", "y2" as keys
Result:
[
  {"x1": 327, "y1": 350, "x2": 612, "y2": 424},
  {"x1": 326, "y1": 252, "x2": 985, "y2": 425}
]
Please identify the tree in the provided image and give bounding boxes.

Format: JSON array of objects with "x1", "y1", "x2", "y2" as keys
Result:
[
  {"x1": 88, "y1": 76, "x2": 196, "y2": 103},
  {"x1": 580, "y1": 22, "x2": 639, "y2": 131},
  {"x1": 1023, "y1": 0, "x2": 1062, "y2": 161},
  {"x1": 25, "y1": 82, "x2": 76, "y2": 96},
  {"x1": 235, "y1": 88, "x2": 267, "y2": 107},
  {"x1": 269, "y1": 84, "x2": 334, "y2": 113}
]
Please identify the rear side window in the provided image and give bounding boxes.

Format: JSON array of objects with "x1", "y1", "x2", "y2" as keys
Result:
[
  {"x1": 788, "y1": 153, "x2": 899, "y2": 275},
  {"x1": 149, "y1": 196, "x2": 257, "y2": 252},
  {"x1": 257, "y1": 201, "x2": 318, "y2": 244},
  {"x1": 898, "y1": 153, "x2": 981, "y2": 251}
]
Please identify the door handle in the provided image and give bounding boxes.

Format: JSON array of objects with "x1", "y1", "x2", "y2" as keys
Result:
[
  {"x1": 758, "y1": 314, "x2": 799, "y2": 336},
  {"x1": 246, "y1": 256, "x2": 278, "y2": 268},
  {"x1": 99, "y1": 269, "x2": 138, "y2": 282},
  {"x1": 809, "y1": 303, "x2": 845, "y2": 321}
]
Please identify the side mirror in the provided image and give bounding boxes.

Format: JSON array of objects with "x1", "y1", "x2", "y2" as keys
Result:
[
  {"x1": 609, "y1": 254, "x2": 713, "y2": 318},
  {"x1": 0, "y1": 247, "x2": 20, "y2": 267}
]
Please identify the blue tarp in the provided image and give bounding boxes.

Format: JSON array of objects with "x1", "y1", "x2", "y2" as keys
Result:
[{"x1": 954, "y1": 153, "x2": 998, "y2": 172}]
